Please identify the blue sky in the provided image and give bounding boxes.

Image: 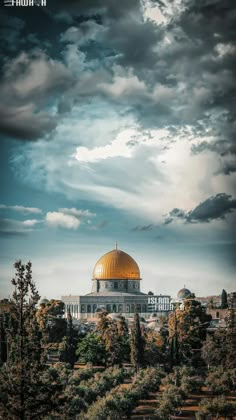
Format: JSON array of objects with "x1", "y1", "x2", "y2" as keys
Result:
[{"x1": 0, "y1": 0, "x2": 236, "y2": 299}]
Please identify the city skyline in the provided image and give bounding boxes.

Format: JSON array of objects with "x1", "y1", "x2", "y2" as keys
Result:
[{"x1": 0, "y1": 0, "x2": 235, "y2": 299}]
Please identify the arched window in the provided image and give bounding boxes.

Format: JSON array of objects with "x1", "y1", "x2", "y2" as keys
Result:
[
  {"x1": 137, "y1": 304, "x2": 141, "y2": 312},
  {"x1": 114, "y1": 281, "x2": 118, "y2": 289},
  {"x1": 118, "y1": 304, "x2": 123, "y2": 312},
  {"x1": 126, "y1": 304, "x2": 130, "y2": 313},
  {"x1": 87, "y1": 305, "x2": 91, "y2": 313},
  {"x1": 112, "y1": 304, "x2": 117, "y2": 313},
  {"x1": 81, "y1": 304, "x2": 85, "y2": 313},
  {"x1": 93, "y1": 304, "x2": 97, "y2": 313},
  {"x1": 131, "y1": 304, "x2": 135, "y2": 313},
  {"x1": 106, "y1": 304, "x2": 111, "y2": 313},
  {"x1": 142, "y1": 304, "x2": 147, "y2": 312}
]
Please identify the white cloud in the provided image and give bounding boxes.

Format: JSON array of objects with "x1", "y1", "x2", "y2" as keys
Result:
[
  {"x1": 22, "y1": 219, "x2": 41, "y2": 227},
  {"x1": 59, "y1": 207, "x2": 96, "y2": 218},
  {"x1": 143, "y1": 1, "x2": 167, "y2": 25},
  {"x1": 46, "y1": 212, "x2": 80, "y2": 230},
  {"x1": 215, "y1": 43, "x2": 236, "y2": 59},
  {"x1": 73, "y1": 129, "x2": 136, "y2": 162},
  {"x1": 0, "y1": 204, "x2": 42, "y2": 214}
]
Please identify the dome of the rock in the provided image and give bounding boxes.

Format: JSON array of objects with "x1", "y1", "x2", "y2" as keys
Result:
[{"x1": 93, "y1": 248, "x2": 141, "y2": 280}]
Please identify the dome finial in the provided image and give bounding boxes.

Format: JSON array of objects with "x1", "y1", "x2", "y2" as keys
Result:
[{"x1": 115, "y1": 240, "x2": 118, "y2": 250}]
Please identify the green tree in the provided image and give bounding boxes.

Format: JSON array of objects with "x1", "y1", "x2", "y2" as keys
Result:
[
  {"x1": 225, "y1": 307, "x2": 236, "y2": 368},
  {"x1": 76, "y1": 332, "x2": 107, "y2": 365},
  {"x1": 144, "y1": 330, "x2": 165, "y2": 367},
  {"x1": 198, "y1": 396, "x2": 234, "y2": 419},
  {"x1": 169, "y1": 309, "x2": 179, "y2": 367},
  {"x1": 130, "y1": 309, "x2": 145, "y2": 370},
  {"x1": 202, "y1": 328, "x2": 227, "y2": 368},
  {"x1": 59, "y1": 309, "x2": 78, "y2": 368},
  {"x1": 36, "y1": 299, "x2": 67, "y2": 344},
  {"x1": 205, "y1": 367, "x2": 231, "y2": 395},
  {"x1": 168, "y1": 299, "x2": 211, "y2": 366},
  {"x1": 0, "y1": 261, "x2": 61, "y2": 419},
  {"x1": 221, "y1": 289, "x2": 228, "y2": 309},
  {"x1": 96, "y1": 312, "x2": 129, "y2": 365}
]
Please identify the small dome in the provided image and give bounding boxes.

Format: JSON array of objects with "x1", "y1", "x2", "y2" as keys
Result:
[
  {"x1": 40, "y1": 298, "x2": 49, "y2": 305},
  {"x1": 93, "y1": 248, "x2": 140, "y2": 280},
  {"x1": 177, "y1": 288, "x2": 192, "y2": 300}
]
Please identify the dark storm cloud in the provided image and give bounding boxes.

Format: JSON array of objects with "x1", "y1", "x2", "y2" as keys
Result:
[
  {"x1": 1, "y1": 0, "x2": 236, "y2": 152},
  {"x1": 191, "y1": 140, "x2": 236, "y2": 156},
  {"x1": 49, "y1": 0, "x2": 141, "y2": 20},
  {"x1": 215, "y1": 162, "x2": 236, "y2": 176},
  {"x1": 132, "y1": 224, "x2": 154, "y2": 231},
  {"x1": 0, "y1": 14, "x2": 25, "y2": 52},
  {"x1": 0, "y1": 50, "x2": 74, "y2": 141},
  {"x1": 0, "y1": 105, "x2": 56, "y2": 141},
  {"x1": 165, "y1": 193, "x2": 236, "y2": 224},
  {"x1": 189, "y1": 193, "x2": 236, "y2": 222},
  {"x1": 169, "y1": 208, "x2": 186, "y2": 218}
]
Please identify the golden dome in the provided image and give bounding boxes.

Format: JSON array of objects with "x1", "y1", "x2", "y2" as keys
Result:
[{"x1": 93, "y1": 248, "x2": 141, "y2": 280}]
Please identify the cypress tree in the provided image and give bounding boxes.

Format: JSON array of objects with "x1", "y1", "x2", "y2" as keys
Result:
[
  {"x1": 221, "y1": 289, "x2": 228, "y2": 309},
  {"x1": 0, "y1": 261, "x2": 61, "y2": 419},
  {"x1": 59, "y1": 309, "x2": 78, "y2": 368},
  {"x1": 169, "y1": 311, "x2": 179, "y2": 368},
  {"x1": 130, "y1": 308, "x2": 145, "y2": 371}
]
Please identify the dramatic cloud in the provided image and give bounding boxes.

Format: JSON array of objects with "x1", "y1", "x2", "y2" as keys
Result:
[
  {"x1": 73, "y1": 129, "x2": 136, "y2": 162},
  {"x1": 165, "y1": 193, "x2": 236, "y2": 224},
  {"x1": 0, "y1": 204, "x2": 42, "y2": 214},
  {"x1": 0, "y1": 51, "x2": 73, "y2": 140},
  {"x1": 215, "y1": 161, "x2": 236, "y2": 176},
  {"x1": 191, "y1": 140, "x2": 236, "y2": 157},
  {"x1": 1, "y1": 0, "x2": 236, "y2": 296},
  {"x1": 188, "y1": 193, "x2": 236, "y2": 222}
]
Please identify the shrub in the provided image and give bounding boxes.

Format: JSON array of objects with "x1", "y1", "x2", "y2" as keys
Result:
[
  {"x1": 80, "y1": 367, "x2": 163, "y2": 419},
  {"x1": 198, "y1": 396, "x2": 234, "y2": 418},
  {"x1": 64, "y1": 366, "x2": 133, "y2": 417},
  {"x1": 205, "y1": 367, "x2": 231, "y2": 395}
]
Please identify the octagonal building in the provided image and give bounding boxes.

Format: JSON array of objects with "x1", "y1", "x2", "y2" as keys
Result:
[{"x1": 62, "y1": 246, "x2": 172, "y2": 319}]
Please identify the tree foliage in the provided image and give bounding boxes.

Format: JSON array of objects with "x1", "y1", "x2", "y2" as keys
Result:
[
  {"x1": 36, "y1": 299, "x2": 67, "y2": 344},
  {"x1": 225, "y1": 307, "x2": 236, "y2": 368},
  {"x1": 202, "y1": 328, "x2": 227, "y2": 368},
  {"x1": 130, "y1": 309, "x2": 145, "y2": 370},
  {"x1": 144, "y1": 329, "x2": 165, "y2": 366},
  {"x1": 96, "y1": 311, "x2": 130, "y2": 365},
  {"x1": 168, "y1": 299, "x2": 211, "y2": 366},
  {"x1": 76, "y1": 332, "x2": 107, "y2": 365},
  {"x1": 198, "y1": 396, "x2": 234, "y2": 419},
  {"x1": 59, "y1": 310, "x2": 78, "y2": 368},
  {"x1": 0, "y1": 261, "x2": 62, "y2": 419},
  {"x1": 221, "y1": 289, "x2": 228, "y2": 309}
]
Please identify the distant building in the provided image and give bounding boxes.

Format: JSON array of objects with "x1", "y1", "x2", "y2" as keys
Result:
[{"x1": 62, "y1": 246, "x2": 173, "y2": 320}]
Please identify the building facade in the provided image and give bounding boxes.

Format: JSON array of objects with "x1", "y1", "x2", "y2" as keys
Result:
[{"x1": 62, "y1": 246, "x2": 173, "y2": 320}]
